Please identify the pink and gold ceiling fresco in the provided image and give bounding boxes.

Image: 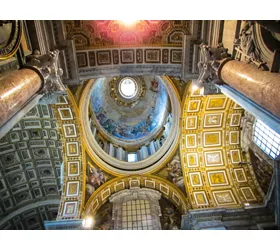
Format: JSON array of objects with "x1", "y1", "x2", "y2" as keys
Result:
[{"x1": 64, "y1": 20, "x2": 192, "y2": 49}]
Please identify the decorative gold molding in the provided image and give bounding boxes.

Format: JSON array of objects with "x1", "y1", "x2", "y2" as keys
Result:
[
  {"x1": 52, "y1": 89, "x2": 85, "y2": 219},
  {"x1": 180, "y1": 83, "x2": 263, "y2": 209},
  {"x1": 83, "y1": 175, "x2": 191, "y2": 217}
]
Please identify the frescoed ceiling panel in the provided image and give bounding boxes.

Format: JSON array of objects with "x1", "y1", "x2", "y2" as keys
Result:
[
  {"x1": 64, "y1": 20, "x2": 192, "y2": 50},
  {"x1": 153, "y1": 149, "x2": 186, "y2": 195},
  {"x1": 180, "y1": 84, "x2": 264, "y2": 209},
  {"x1": 85, "y1": 154, "x2": 114, "y2": 203}
]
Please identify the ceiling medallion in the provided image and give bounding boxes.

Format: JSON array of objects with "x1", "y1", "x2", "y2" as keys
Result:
[{"x1": 109, "y1": 76, "x2": 146, "y2": 108}]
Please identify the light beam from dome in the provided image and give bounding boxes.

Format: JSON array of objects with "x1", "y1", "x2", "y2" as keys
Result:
[{"x1": 120, "y1": 19, "x2": 138, "y2": 27}]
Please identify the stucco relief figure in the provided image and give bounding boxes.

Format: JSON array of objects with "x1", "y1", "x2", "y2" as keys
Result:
[
  {"x1": 207, "y1": 115, "x2": 218, "y2": 124},
  {"x1": 239, "y1": 22, "x2": 255, "y2": 56},
  {"x1": 166, "y1": 155, "x2": 184, "y2": 191},
  {"x1": 235, "y1": 21, "x2": 265, "y2": 67},
  {"x1": 216, "y1": 192, "x2": 233, "y2": 203},
  {"x1": 240, "y1": 111, "x2": 255, "y2": 152}
]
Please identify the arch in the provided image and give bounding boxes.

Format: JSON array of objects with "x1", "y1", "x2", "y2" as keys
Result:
[{"x1": 83, "y1": 175, "x2": 190, "y2": 217}]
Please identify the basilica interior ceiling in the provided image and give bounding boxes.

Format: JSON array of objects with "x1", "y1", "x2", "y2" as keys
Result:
[
  {"x1": 0, "y1": 20, "x2": 277, "y2": 229},
  {"x1": 49, "y1": 78, "x2": 271, "y2": 222}
]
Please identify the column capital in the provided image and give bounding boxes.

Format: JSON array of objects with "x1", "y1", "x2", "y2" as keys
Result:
[
  {"x1": 196, "y1": 43, "x2": 230, "y2": 87},
  {"x1": 23, "y1": 49, "x2": 67, "y2": 102}
]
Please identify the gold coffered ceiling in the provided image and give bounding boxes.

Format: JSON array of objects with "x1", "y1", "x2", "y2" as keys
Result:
[{"x1": 180, "y1": 85, "x2": 263, "y2": 209}]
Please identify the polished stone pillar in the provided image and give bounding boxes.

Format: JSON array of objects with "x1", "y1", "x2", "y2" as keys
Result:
[
  {"x1": 0, "y1": 49, "x2": 65, "y2": 129},
  {"x1": 0, "y1": 68, "x2": 42, "y2": 127},
  {"x1": 197, "y1": 44, "x2": 280, "y2": 118},
  {"x1": 218, "y1": 59, "x2": 280, "y2": 118},
  {"x1": 218, "y1": 85, "x2": 280, "y2": 135},
  {"x1": 141, "y1": 145, "x2": 149, "y2": 159}
]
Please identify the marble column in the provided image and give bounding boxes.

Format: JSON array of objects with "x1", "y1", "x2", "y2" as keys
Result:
[
  {"x1": 0, "y1": 49, "x2": 65, "y2": 129},
  {"x1": 196, "y1": 44, "x2": 280, "y2": 118},
  {"x1": 218, "y1": 85, "x2": 280, "y2": 135},
  {"x1": 0, "y1": 68, "x2": 42, "y2": 127},
  {"x1": 149, "y1": 141, "x2": 156, "y2": 154},
  {"x1": 218, "y1": 59, "x2": 280, "y2": 118}
]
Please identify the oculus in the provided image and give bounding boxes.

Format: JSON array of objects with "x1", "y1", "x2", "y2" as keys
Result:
[
  {"x1": 109, "y1": 76, "x2": 146, "y2": 108},
  {"x1": 119, "y1": 77, "x2": 138, "y2": 99}
]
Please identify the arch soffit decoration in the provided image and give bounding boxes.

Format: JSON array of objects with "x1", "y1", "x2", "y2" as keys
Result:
[
  {"x1": 51, "y1": 90, "x2": 85, "y2": 220},
  {"x1": 180, "y1": 83, "x2": 265, "y2": 210},
  {"x1": 83, "y1": 175, "x2": 190, "y2": 217},
  {"x1": 0, "y1": 199, "x2": 60, "y2": 229}
]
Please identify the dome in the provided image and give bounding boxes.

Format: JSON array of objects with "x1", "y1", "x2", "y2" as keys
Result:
[
  {"x1": 80, "y1": 76, "x2": 181, "y2": 175},
  {"x1": 90, "y1": 76, "x2": 169, "y2": 146}
]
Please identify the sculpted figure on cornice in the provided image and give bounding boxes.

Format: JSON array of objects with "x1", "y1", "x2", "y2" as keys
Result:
[{"x1": 234, "y1": 21, "x2": 267, "y2": 69}]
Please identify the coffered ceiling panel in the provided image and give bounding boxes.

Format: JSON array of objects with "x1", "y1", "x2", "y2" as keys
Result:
[
  {"x1": 180, "y1": 85, "x2": 264, "y2": 209},
  {"x1": 0, "y1": 104, "x2": 62, "y2": 222}
]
